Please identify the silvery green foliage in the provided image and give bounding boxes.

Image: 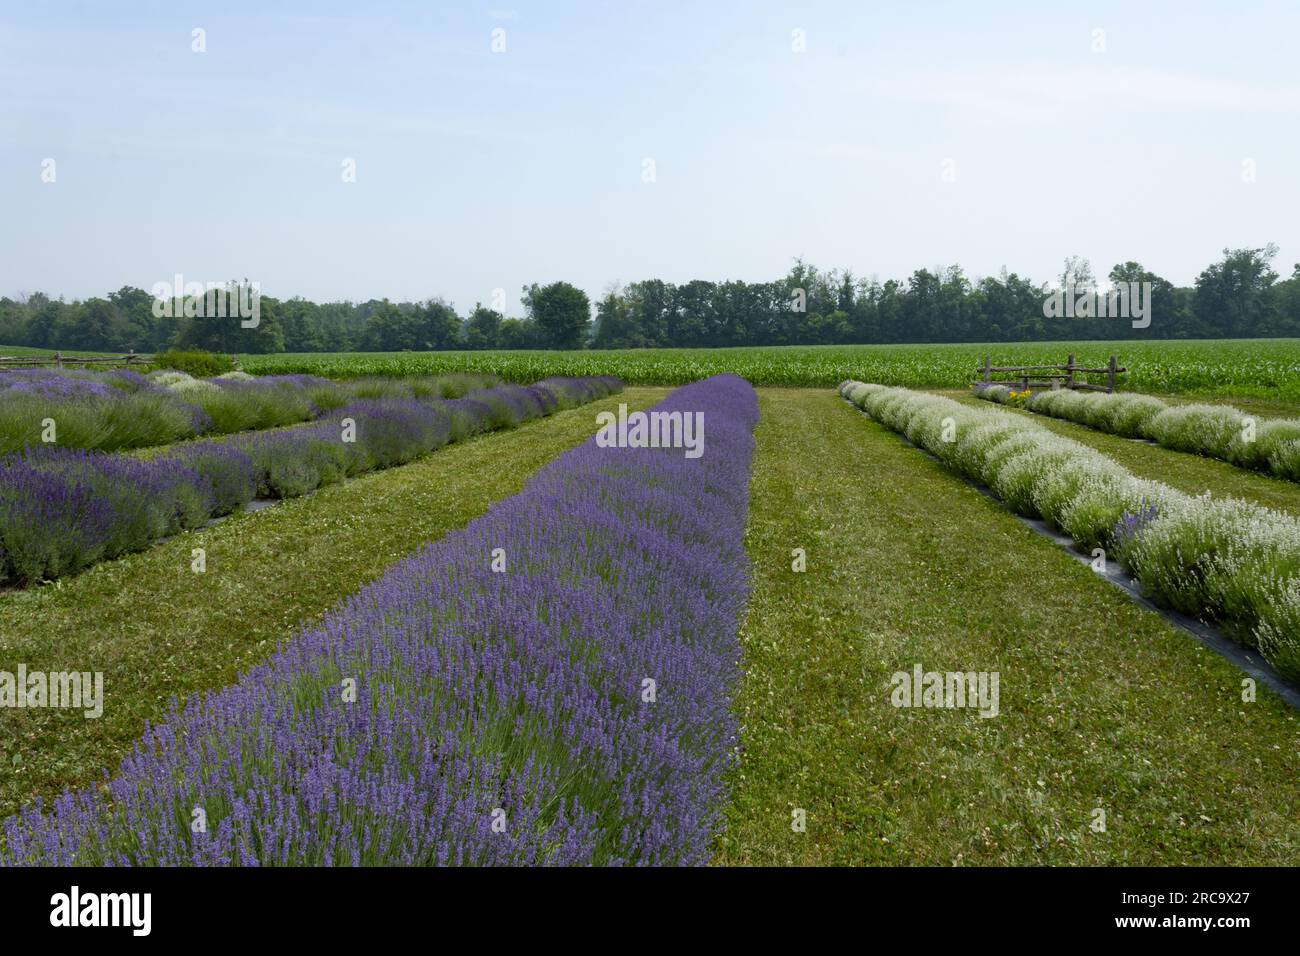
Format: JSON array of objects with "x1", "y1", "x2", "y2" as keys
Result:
[
  {"x1": 840, "y1": 381, "x2": 1300, "y2": 679},
  {"x1": 1025, "y1": 388, "x2": 1300, "y2": 481},
  {"x1": 972, "y1": 384, "x2": 1014, "y2": 405}
]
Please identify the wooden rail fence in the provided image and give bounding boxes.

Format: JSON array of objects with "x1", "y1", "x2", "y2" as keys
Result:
[
  {"x1": 0, "y1": 350, "x2": 152, "y2": 370},
  {"x1": 976, "y1": 354, "x2": 1126, "y2": 393}
]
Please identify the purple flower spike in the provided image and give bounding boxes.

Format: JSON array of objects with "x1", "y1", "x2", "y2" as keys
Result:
[{"x1": 0, "y1": 374, "x2": 756, "y2": 867}]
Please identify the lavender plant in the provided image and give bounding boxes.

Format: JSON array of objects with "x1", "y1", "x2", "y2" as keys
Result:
[
  {"x1": 0, "y1": 376, "x2": 623, "y2": 585},
  {"x1": 0, "y1": 369, "x2": 478, "y2": 456},
  {"x1": 1026, "y1": 387, "x2": 1300, "y2": 480},
  {"x1": 0, "y1": 448, "x2": 210, "y2": 583},
  {"x1": 0, "y1": 369, "x2": 204, "y2": 453},
  {"x1": 0, "y1": 374, "x2": 757, "y2": 866},
  {"x1": 840, "y1": 380, "x2": 1300, "y2": 679}
]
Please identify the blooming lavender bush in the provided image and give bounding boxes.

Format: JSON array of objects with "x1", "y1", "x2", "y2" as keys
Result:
[
  {"x1": 0, "y1": 374, "x2": 756, "y2": 866},
  {"x1": 343, "y1": 372, "x2": 500, "y2": 401},
  {"x1": 0, "y1": 448, "x2": 210, "y2": 583},
  {"x1": 0, "y1": 376, "x2": 623, "y2": 585},
  {"x1": 183, "y1": 375, "x2": 328, "y2": 433},
  {"x1": 0, "y1": 369, "x2": 205, "y2": 453},
  {"x1": 156, "y1": 443, "x2": 260, "y2": 516},
  {"x1": 1112, "y1": 501, "x2": 1158, "y2": 548},
  {"x1": 535, "y1": 375, "x2": 624, "y2": 409}
]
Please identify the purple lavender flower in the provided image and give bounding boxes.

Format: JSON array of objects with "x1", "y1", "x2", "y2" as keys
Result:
[
  {"x1": 0, "y1": 446, "x2": 210, "y2": 583},
  {"x1": 0, "y1": 369, "x2": 118, "y2": 400},
  {"x1": 158, "y1": 443, "x2": 259, "y2": 515},
  {"x1": 1113, "y1": 500, "x2": 1158, "y2": 547},
  {"x1": 0, "y1": 377, "x2": 622, "y2": 582},
  {"x1": 0, "y1": 374, "x2": 753, "y2": 866}
]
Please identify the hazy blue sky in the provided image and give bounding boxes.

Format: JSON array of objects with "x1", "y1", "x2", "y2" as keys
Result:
[{"x1": 3, "y1": 1, "x2": 1297, "y2": 315}]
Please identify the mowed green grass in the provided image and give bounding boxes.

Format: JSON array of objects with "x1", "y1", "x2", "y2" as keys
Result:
[
  {"x1": 718, "y1": 388, "x2": 1299, "y2": 865},
  {"x1": 242, "y1": 339, "x2": 1300, "y2": 401},
  {"x1": 0, "y1": 387, "x2": 667, "y2": 818}
]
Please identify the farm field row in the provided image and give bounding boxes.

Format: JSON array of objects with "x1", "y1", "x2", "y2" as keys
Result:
[
  {"x1": 2, "y1": 378, "x2": 753, "y2": 864},
  {"x1": 240, "y1": 339, "x2": 1300, "y2": 401},
  {"x1": 845, "y1": 382, "x2": 1300, "y2": 678},
  {"x1": 0, "y1": 366, "x2": 503, "y2": 454},
  {"x1": 0, "y1": 376, "x2": 621, "y2": 586},
  {"x1": 7, "y1": 340, "x2": 1300, "y2": 405},
  {"x1": 718, "y1": 389, "x2": 1299, "y2": 865},
  {"x1": 3, "y1": 381, "x2": 1297, "y2": 863},
  {"x1": 988, "y1": 386, "x2": 1300, "y2": 483},
  {"x1": 0, "y1": 387, "x2": 667, "y2": 819},
  {"x1": 941, "y1": 391, "x2": 1300, "y2": 517}
]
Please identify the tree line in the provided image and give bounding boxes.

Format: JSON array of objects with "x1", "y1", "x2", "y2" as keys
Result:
[{"x1": 3, "y1": 246, "x2": 1298, "y2": 354}]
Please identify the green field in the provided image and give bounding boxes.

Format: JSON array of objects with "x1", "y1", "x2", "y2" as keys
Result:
[
  {"x1": 3, "y1": 345, "x2": 1299, "y2": 866},
  {"x1": 5, "y1": 383, "x2": 1297, "y2": 863},
  {"x1": 6, "y1": 339, "x2": 1299, "y2": 402},
  {"x1": 719, "y1": 390, "x2": 1300, "y2": 865},
  {"x1": 240, "y1": 339, "x2": 1300, "y2": 401}
]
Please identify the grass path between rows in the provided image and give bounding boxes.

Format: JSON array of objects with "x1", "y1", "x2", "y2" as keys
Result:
[
  {"x1": 940, "y1": 390, "x2": 1300, "y2": 516},
  {"x1": 0, "y1": 387, "x2": 668, "y2": 818},
  {"x1": 718, "y1": 388, "x2": 1299, "y2": 865}
]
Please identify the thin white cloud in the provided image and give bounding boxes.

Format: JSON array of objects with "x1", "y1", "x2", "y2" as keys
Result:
[{"x1": 800, "y1": 59, "x2": 1300, "y2": 120}]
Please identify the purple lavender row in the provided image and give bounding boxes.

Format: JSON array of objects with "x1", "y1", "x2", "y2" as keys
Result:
[
  {"x1": 1, "y1": 373, "x2": 757, "y2": 866},
  {"x1": 0, "y1": 376, "x2": 623, "y2": 586},
  {"x1": 0, "y1": 368, "x2": 339, "y2": 453}
]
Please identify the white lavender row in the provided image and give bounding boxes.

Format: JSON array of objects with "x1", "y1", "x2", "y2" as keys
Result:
[
  {"x1": 841, "y1": 381, "x2": 1300, "y2": 680},
  {"x1": 1019, "y1": 388, "x2": 1300, "y2": 483}
]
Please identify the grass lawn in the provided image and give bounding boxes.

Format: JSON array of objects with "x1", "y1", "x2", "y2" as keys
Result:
[
  {"x1": 718, "y1": 388, "x2": 1300, "y2": 865},
  {"x1": 0, "y1": 387, "x2": 667, "y2": 818},
  {"x1": 942, "y1": 390, "x2": 1300, "y2": 516}
]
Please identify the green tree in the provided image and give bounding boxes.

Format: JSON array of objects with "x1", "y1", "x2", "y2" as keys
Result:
[
  {"x1": 498, "y1": 318, "x2": 541, "y2": 349},
  {"x1": 108, "y1": 286, "x2": 158, "y2": 350},
  {"x1": 176, "y1": 283, "x2": 284, "y2": 354},
  {"x1": 592, "y1": 289, "x2": 641, "y2": 349},
  {"x1": 1271, "y1": 264, "x2": 1300, "y2": 336},
  {"x1": 1193, "y1": 245, "x2": 1280, "y2": 337},
  {"x1": 420, "y1": 299, "x2": 462, "y2": 350},
  {"x1": 0, "y1": 298, "x2": 26, "y2": 345},
  {"x1": 1107, "y1": 262, "x2": 1184, "y2": 338},
  {"x1": 278, "y1": 298, "x2": 326, "y2": 352},
  {"x1": 672, "y1": 280, "x2": 716, "y2": 347},
  {"x1": 465, "y1": 304, "x2": 503, "y2": 350},
  {"x1": 361, "y1": 300, "x2": 421, "y2": 351},
  {"x1": 522, "y1": 281, "x2": 590, "y2": 349}
]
